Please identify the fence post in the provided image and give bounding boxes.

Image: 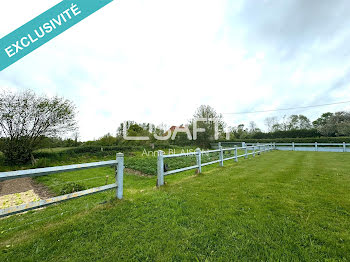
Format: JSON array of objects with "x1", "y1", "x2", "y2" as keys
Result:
[
  {"x1": 258, "y1": 145, "x2": 261, "y2": 155},
  {"x1": 116, "y1": 153, "x2": 124, "y2": 199},
  {"x1": 219, "y1": 146, "x2": 224, "y2": 167},
  {"x1": 234, "y1": 146, "x2": 238, "y2": 162},
  {"x1": 292, "y1": 142, "x2": 295, "y2": 151},
  {"x1": 157, "y1": 150, "x2": 164, "y2": 187},
  {"x1": 244, "y1": 146, "x2": 248, "y2": 159},
  {"x1": 253, "y1": 146, "x2": 255, "y2": 157},
  {"x1": 218, "y1": 142, "x2": 221, "y2": 149},
  {"x1": 315, "y1": 142, "x2": 318, "y2": 152},
  {"x1": 343, "y1": 142, "x2": 346, "y2": 152},
  {"x1": 196, "y1": 148, "x2": 202, "y2": 173}
]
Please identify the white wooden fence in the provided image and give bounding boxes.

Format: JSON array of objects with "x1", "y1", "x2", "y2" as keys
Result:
[
  {"x1": 157, "y1": 143, "x2": 274, "y2": 186},
  {"x1": 0, "y1": 153, "x2": 124, "y2": 218},
  {"x1": 214, "y1": 142, "x2": 350, "y2": 153},
  {"x1": 271, "y1": 142, "x2": 350, "y2": 152}
]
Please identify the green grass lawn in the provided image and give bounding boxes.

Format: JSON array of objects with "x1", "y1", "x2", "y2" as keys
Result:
[{"x1": 1, "y1": 151, "x2": 350, "y2": 261}]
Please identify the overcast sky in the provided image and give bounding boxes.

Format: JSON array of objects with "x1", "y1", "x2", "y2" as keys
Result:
[{"x1": 1, "y1": 0, "x2": 350, "y2": 140}]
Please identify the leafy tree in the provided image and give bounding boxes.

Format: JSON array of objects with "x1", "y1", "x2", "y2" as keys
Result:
[
  {"x1": 287, "y1": 115, "x2": 302, "y2": 130},
  {"x1": 117, "y1": 121, "x2": 154, "y2": 139},
  {"x1": 190, "y1": 105, "x2": 226, "y2": 145},
  {"x1": 128, "y1": 124, "x2": 145, "y2": 135},
  {"x1": 97, "y1": 133, "x2": 117, "y2": 146},
  {"x1": 230, "y1": 124, "x2": 249, "y2": 139},
  {"x1": 271, "y1": 123, "x2": 281, "y2": 132},
  {"x1": 298, "y1": 115, "x2": 312, "y2": 129},
  {"x1": 338, "y1": 121, "x2": 350, "y2": 136},
  {"x1": 286, "y1": 115, "x2": 311, "y2": 130},
  {"x1": 0, "y1": 90, "x2": 77, "y2": 164},
  {"x1": 312, "y1": 112, "x2": 333, "y2": 128},
  {"x1": 317, "y1": 111, "x2": 350, "y2": 136},
  {"x1": 149, "y1": 123, "x2": 169, "y2": 143}
]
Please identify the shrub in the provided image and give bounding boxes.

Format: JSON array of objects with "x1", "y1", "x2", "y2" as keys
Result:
[{"x1": 34, "y1": 158, "x2": 49, "y2": 168}]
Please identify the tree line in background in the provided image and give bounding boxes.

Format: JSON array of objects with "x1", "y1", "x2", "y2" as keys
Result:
[
  {"x1": 1, "y1": 89, "x2": 350, "y2": 164},
  {"x1": 233, "y1": 112, "x2": 350, "y2": 139},
  {"x1": 85, "y1": 107, "x2": 350, "y2": 146}
]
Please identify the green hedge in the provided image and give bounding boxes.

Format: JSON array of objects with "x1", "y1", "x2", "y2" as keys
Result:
[{"x1": 251, "y1": 129, "x2": 321, "y2": 139}]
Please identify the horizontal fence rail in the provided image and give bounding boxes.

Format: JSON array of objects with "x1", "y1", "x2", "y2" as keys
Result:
[
  {"x1": 157, "y1": 143, "x2": 274, "y2": 186},
  {"x1": 0, "y1": 153, "x2": 124, "y2": 218},
  {"x1": 215, "y1": 142, "x2": 350, "y2": 153},
  {"x1": 210, "y1": 142, "x2": 244, "y2": 149},
  {"x1": 273, "y1": 142, "x2": 350, "y2": 152},
  {"x1": 0, "y1": 160, "x2": 119, "y2": 181}
]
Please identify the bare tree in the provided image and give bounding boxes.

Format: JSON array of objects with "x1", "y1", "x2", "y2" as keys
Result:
[
  {"x1": 0, "y1": 89, "x2": 77, "y2": 164},
  {"x1": 73, "y1": 131, "x2": 80, "y2": 147},
  {"x1": 264, "y1": 116, "x2": 279, "y2": 132},
  {"x1": 248, "y1": 121, "x2": 260, "y2": 134}
]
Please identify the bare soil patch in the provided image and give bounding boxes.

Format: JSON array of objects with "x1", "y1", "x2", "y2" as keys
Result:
[{"x1": 0, "y1": 177, "x2": 53, "y2": 199}]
